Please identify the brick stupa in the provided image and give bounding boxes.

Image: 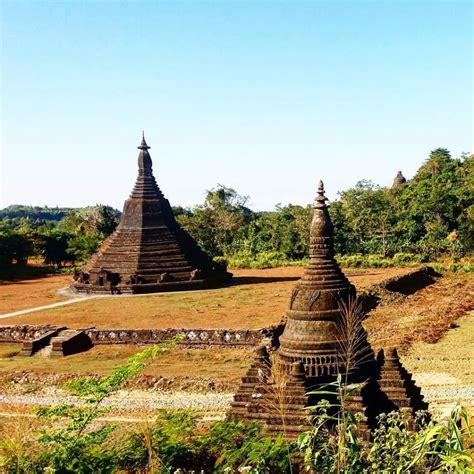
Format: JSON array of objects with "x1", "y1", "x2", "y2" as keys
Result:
[
  {"x1": 229, "y1": 181, "x2": 427, "y2": 439},
  {"x1": 71, "y1": 135, "x2": 231, "y2": 294},
  {"x1": 392, "y1": 170, "x2": 407, "y2": 187}
]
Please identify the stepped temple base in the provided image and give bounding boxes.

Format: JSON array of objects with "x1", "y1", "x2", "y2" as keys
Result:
[
  {"x1": 229, "y1": 346, "x2": 428, "y2": 440},
  {"x1": 71, "y1": 277, "x2": 230, "y2": 295}
]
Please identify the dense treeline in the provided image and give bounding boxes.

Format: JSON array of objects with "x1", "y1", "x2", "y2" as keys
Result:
[
  {"x1": 0, "y1": 206, "x2": 120, "y2": 267},
  {"x1": 0, "y1": 148, "x2": 472, "y2": 269},
  {"x1": 176, "y1": 148, "x2": 473, "y2": 267},
  {"x1": 0, "y1": 205, "x2": 73, "y2": 222}
]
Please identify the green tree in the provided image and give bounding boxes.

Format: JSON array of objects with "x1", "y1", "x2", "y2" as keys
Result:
[
  {"x1": 37, "y1": 229, "x2": 75, "y2": 267},
  {"x1": 177, "y1": 185, "x2": 254, "y2": 257},
  {"x1": 0, "y1": 231, "x2": 34, "y2": 264}
]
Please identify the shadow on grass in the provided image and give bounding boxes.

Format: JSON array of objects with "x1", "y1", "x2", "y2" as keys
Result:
[
  {"x1": 230, "y1": 275, "x2": 300, "y2": 286},
  {"x1": 0, "y1": 264, "x2": 67, "y2": 284}
]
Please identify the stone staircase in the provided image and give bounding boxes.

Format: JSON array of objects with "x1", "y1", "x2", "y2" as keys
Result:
[
  {"x1": 25, "y1": 328, "x2": 93, "y2": 357},
  {"x1": 50, "y1": 329, "x2": 92, "y2": 356}
]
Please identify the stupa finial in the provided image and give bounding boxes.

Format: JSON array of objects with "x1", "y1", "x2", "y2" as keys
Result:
[
  {"x1": 137, "y1": 132, "x2": 152, "y2": 173},
  {"x1": 314, "y1": 179, "x2": 328, "y2": 209},
  {"x1": 138, "y1": 131, "x2": 150, "y2": 150}
]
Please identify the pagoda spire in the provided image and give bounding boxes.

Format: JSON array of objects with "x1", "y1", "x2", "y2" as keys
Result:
[
  {"x1": 309, "y1": 180, "x2": 334, "y2": 255},
  {"x1": 314, "y1": 180, "x2": 327, "y2": 208},
  {"x1": 137, "y1": 132, "x2": 153, "y2": 174},
  {"x1": 138, "y1": 131, "x2": 150, "y2": 150},
  {"x1": 392, "y1": 171, "x2": 406, "y2": 187}
]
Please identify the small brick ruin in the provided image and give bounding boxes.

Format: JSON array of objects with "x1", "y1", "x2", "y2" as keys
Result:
[
  {"x1": 71, "y1": 134, "x2": 231, "y2": 295},
  {"x1": 229, "y1": 181, "x2": 428, "y2": 439}
]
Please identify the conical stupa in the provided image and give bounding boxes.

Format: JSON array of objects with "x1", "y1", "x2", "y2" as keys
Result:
[
  {"x1": 278, "y1": 180, "x2": 374, "y2": 378},
  {"x1": 71, "y1": 134, "x2": 231, "y2": 294},
  {"x1": 392, "y1": 170, "x2": 407, "y2": 187},
  {"x1": 229, "y1": 181, "x2": 427, "y2": 438}
]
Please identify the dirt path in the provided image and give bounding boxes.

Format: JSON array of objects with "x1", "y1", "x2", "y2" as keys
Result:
[
  {"x1": 0, "y1": 387, "x2": 233, "y2": 412},
  {"x1": 0, "y1": 296, "x2": 99, "y2": 319}
]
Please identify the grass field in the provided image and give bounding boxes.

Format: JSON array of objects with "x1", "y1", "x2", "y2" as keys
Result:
[
  {"x1": 0, "y1": 344, "x2": 253, "y2": 386},
  {"x1": 1, "y1": 267, "x2": 412, "y2": 328},
  {"x1": 403, "y1": 311, "x2": 474, "y2": 387},
  {"x1": 0, "y1": 274, "x2": 70, "y2": 314}
]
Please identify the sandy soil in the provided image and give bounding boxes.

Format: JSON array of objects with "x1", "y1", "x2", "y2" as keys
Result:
[{"x1": 1, "y1": 267, "x2": 410, "y2": 328}]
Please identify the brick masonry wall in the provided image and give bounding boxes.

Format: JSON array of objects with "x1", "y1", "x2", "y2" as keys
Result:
[
  {"x1": 84, "y1": 327, "x2": 281, "y2": 347},
  {"x1": 0, "y1": 325, "x2": 58, "y2": 342}
]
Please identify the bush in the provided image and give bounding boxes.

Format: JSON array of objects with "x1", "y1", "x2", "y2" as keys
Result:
[
  {"x1": 227, "y1": 250, "x2": 307, "y2": 269},
  {"x1": 196, "y1": 420, "x2": 294, "y2": 472},
  {"x1": 337, "y1": 253, "x2": 426, "y2": 269},
  {"x1": 392, "y1": 252, "x2": 423, "y2": 265},
  {"x1": 298, "y1": 402, "x2": 473, "y2": 473}
]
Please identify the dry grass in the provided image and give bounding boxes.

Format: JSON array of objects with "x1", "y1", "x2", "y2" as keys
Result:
[
  {"x1": 0, "y1": 274, "x2": 71, "y2": 314},
  {"x1": 0, "y1": 345, "x2": 254, "y2": 385},
  {"x1": 1, "y1": 267, "x2": 410, "y2": 328},
  {"x1": 402, "y1": 311, "x2": 474, "y2": 387},
  {"x1": 365, "y1": 272, "x2": 474, "y2": 351},
  {"x1": 0, "y1": 406, "x2": 45, "y2": 468}
]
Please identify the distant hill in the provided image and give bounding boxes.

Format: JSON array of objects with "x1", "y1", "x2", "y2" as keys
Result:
[
  {"x1": 0, "y1": 205, "x2": 121, "y2": 223},
  {"x1": 0, "y1": 205, "x2": 74, "y2": 222}
]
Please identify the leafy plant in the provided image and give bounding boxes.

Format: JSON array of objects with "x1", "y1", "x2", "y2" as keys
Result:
[{"x1": 34, "y1": 337, "x2": 183, "y2": 473}]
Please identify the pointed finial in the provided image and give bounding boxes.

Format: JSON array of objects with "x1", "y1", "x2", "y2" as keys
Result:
[
  {"x1": 314, "y1": 179, "x2": 328, "y2": 209},
  {"x1": 138, "y1": 131, "x2": 150, "y2": 150}
]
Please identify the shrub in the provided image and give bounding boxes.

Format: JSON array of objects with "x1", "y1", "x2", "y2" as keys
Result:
[
  {"x1": 197, "y1": 420, "x2": 294, "y2": 472},
  {"x1": 298, "y1": 403, "x2": 473, "y2": 473}
]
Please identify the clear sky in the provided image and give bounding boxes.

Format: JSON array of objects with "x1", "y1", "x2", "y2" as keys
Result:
[{"x1": 1, "y1": 0, "x2": 472, "y2": 211}]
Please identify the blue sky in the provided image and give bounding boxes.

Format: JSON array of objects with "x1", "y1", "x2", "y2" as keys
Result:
[{"x1": 1, "y1": 0, "x2": 472, "y2": 211}]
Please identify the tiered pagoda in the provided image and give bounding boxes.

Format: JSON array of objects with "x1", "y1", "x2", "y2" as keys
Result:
[
  {"x1": 392, "y1": 170, "x2": 407, "y2": 187},
  {"x1": 71, "y1": 134, "x2": 231, "y2": 294},
  {"x1": 229, "y1": 181, "x2": 427, "y2": 438}
]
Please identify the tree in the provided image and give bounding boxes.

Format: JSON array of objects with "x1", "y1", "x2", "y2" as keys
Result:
[
  {"x1": 38, "y1": 229, "x2": 75, "y2": 267},
  {"x1": 0, "y1": 231, "x2": 34, "y2": 264},
  {"x1": 335, "y1": 181, "x2": 396, "y2": 256},
  {"x1": 67, "y1": 233, "x2": 103, "y2": 264},
  {"x1": 177, "y1": 185, "x2": 254, "y2": 257}
]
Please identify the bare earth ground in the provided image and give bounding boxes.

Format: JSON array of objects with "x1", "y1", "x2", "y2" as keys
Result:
[
  {"x1": 0, "y1": 274, "x2": 70, "y2": 314},
  {"x1": 365, "y1": 272, "x2": 474, "y2": 350},
  {"x1": 1, "y1": 267, "x2": 411, "y2": 328},
  {"x1": 0, "y1": 345, "x2": 253, "y2": 387},
  {"x1": 0, "y1": 268, "x2": 472, "y2": 422}
]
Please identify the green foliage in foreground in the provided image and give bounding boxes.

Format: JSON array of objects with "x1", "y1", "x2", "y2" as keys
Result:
[
  {"x1": 298, "y1": 400, "x2": 472, "y2": 473},
  {"x1": 0, "y1": 345, "x2": 472, "y2": 473}
]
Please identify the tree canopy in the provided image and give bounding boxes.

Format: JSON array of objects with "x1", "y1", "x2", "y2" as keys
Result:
[{"x1": 0, "y1": 149, "x2": 471, "y2": 268}]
